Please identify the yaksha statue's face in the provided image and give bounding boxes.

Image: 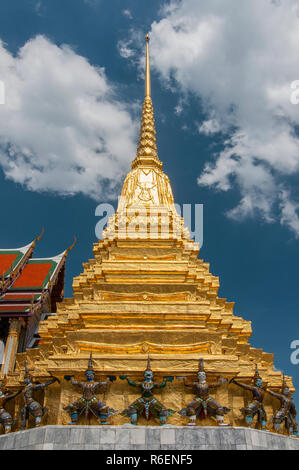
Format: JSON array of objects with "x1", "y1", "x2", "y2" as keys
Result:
[
  {"x1": 255, "y1": 378, "x2": 263, "y2": 388},
  {"x1": 283, "y1": 387, "x2": 291, "y2": 396},
  {"x1": 85, "y1": 370, "x2": 95, "y2": 382},
  {"x1": 144, "y1": 371, "x2": 153, "y2": 382},
  {"x1": 197, "y1": 372, "x2": 206, "y2": 383},
  {"x1": 24, "y1": 377, "x2": 32, "y2": 385}
]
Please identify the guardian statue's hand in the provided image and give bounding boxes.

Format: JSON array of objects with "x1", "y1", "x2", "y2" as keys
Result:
[{"x1": 219, "y1": 378, "x2": 228, "y2": 384}]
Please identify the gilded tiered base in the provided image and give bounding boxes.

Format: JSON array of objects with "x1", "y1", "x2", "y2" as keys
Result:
[{"x1": 5, "y1": 236, "x2": 292, "y2": 431}]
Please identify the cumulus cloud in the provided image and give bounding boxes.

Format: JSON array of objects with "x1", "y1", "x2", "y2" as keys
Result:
[
  {"x1": 0, "y1": 36, "x2": 137, "y2": 200},
  {"x1": 142, "y1": 0, "x2": 299, "y2": 236}
]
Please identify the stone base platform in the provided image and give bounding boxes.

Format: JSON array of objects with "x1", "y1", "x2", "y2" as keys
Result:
[{"x1": 0, "y1": 425, "x2": 298, "y2": 450}]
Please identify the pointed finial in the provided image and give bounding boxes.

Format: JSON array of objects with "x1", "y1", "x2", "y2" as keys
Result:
[
  {"x1": 32, "y1": 227, "x2": 44, "y2": 247},
  {"x1": 36, "y1": 227, "x2": 44, "y2": 243},
  {"x1": 253, "y1": 364, "x2": 261, "y2": 384},
  {"x1": 146, "y1": 354, "x2": 152, "y2": 371},
  {"x1": 65, "y1": 236, "x2": 77, "y2": 257},
  {"x1": 131, "y1": 32, "x2": 161, "y2": 166},
  {"x1": 87, "y1": 352, "x2": 94, "y2": 371},
  {"x1": 198, "y1": 358, "x2": 204, "y2": 372},
  {"x1": 282, "y1": 374, "x2": 288, "y2": 391},
  {"x1": 24, "y1": 360, "x2": 31, "y2": 379},
  {"x1": 145, "y1": 33, "x2": 151, "y2": 97}
]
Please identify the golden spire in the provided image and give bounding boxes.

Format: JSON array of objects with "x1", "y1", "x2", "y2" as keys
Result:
[
  {"x1": 133, "y1": 33, "x2": 160, "y2": 167},
  {"x1": 145, "y1": 33, "x2": 151, "y2": 97},
  {"x1": 113, "y1": 32, "x2": 180, "y2": 221}
]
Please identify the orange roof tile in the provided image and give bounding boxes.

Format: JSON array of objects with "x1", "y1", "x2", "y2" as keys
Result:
[
  {"x1": 12, "y1": 262, "x2": 53, "y2": 289},
  {"x1": 0, "y1": 254, "x2": 18, "y2": 276}
]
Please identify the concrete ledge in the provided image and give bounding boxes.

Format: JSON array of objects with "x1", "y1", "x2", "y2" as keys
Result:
[{"x1": 0, "y1": 425, "x2": 298, "y2": 450}]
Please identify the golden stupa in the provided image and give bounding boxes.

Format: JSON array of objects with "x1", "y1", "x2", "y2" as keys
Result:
[{"x1": 6, "y1": 35, "x2": 293, "y2": 428}]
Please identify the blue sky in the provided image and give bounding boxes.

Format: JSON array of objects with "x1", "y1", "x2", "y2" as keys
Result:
[{"x1": 0, "y1": 0, "x2": 299, "y2": 408}]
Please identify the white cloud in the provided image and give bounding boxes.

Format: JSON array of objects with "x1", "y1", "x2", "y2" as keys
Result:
[
  {"x1": 34, "y1": 1, "x2": 42, "y2": 15},
  {"x1": 174, "y1": 103, "x2": 183, "y2": 115},
  {"x1": 118, "y1": 39, "x2": 135, "y2": 59},
  {"x1": 144, "y1": 0, "x2": 299, "y2": 235},
  {"x1": 122, "y1": 9, "x2": 133, "y2": 19},
  {"x1": 279, "y1": 190, "x2": 299, "y2": 238},
  {"x1": 198, "y1": 119, "x2": 221, "y2": 136},
  {"x1": 117, "y1": 30, "x2": 144, "y2": 65},
  {"x1": 0, "y1": 36, "x2": 137, "y2": 200}
]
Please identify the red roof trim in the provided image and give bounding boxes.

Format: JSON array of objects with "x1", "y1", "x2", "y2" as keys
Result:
[{"x1": 0, "y1": 305, "x2": 30, "y2": 312}]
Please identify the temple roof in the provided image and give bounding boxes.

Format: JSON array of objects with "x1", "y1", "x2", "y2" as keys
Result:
[
  {"x1": 0, "y1": 242, "x2": 34, "y2": 280},
  {"x1": 0, "y1": 234, "x2": 74, "y2": 317},
  {"x1": 9, "y1": 253, "x2": 65, "y2": 291}
]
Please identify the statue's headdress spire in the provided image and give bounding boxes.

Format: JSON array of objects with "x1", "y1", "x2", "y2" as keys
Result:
[
  {"x1": 145, "y1": 354, "x2": 152, "y2": 372},
  {"x1": 281, "y1": 374, "x2": 290, "y2": 393},
  {"x1": 282, "y1": 374, "x2": 287, "y2": 388},
  {"x1": 198, "y1": 358, "x2": 205, "y2": 372},
  {"x1": 87, "y1": 352, "x2": 94, "y2": 372},
  {"x1": 253, "y1": 364, "x2": 262, "y2": 384},
  {"x1": 24, "y1": 360, "x2": 32, "y2": 379}
]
